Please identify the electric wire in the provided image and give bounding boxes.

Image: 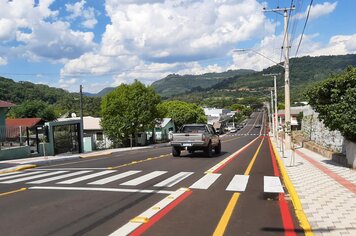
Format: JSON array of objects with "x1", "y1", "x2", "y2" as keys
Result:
[{"x1": 295, "y1": 0, "x2": 314, "y2": 57}]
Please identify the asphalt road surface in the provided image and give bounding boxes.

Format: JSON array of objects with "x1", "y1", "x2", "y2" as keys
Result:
[{"x1": 0, "y1": 112, "x2": 304, "y2": 236}]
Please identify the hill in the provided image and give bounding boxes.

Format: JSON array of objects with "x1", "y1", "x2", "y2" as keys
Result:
[
  {"x1": 0, "y1": 77, "x2": 102, "y2": 117},
  {"x1": 151, "y1": 69, "x2": 255, "y2": 98},
  {"x1": 167, "y1": 54, "x2": 356, "y2": 107}
]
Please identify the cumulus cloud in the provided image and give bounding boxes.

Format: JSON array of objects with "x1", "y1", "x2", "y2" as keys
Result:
[
  {"x1": 65, "y1": 0, "x2": 98, "y2": 29},
  {"x1": 0, "y1": 0, "x2": 96, "y2": 62},
  {"x1": 58, "y1": 78, "x2": 77, "y2": 90},
  {"x1": 62, "y1": 0, "x2": 274, "y2": 84},
  {"x1": 0, "y1": 56, "x2": 7, "y2": 66},
  {"x1": 294, "y1": 1, "x2": 337, "y2": 20}
]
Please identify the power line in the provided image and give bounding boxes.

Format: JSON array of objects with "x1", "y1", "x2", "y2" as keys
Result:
[{"x1": 295, "y1": 0, "x2": 314, "y2": 57}]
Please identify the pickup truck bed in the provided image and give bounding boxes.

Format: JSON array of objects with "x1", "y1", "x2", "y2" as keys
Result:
[{"x1": 170, "y1": 124, "x2": 221, "y2": 157}]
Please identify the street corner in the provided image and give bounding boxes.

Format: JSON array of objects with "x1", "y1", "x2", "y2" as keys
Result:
[{"x1": 0, "y1": 164, "x2": 37, "y2": 175}]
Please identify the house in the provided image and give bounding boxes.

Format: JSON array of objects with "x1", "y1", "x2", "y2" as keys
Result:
[
  {"x1": 146, "y1": 118, "x2": 175, "y2": 144},
  {"x1": 57, "y1": 116, "x2": 112, "y2": 150},
  {"x1": 204, "y1": 108, "x2": 232, "y2": 125},
  {"x1": 0, "y1": 100, "x2": 15, "y2": 127},
  {"x1": 277, "y1": 106, "x2": 310, "y2": 130}
]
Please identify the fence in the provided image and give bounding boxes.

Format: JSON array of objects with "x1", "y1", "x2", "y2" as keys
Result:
[{"x1": 0, "y1": 126, "x2": 43, "y2": 153}]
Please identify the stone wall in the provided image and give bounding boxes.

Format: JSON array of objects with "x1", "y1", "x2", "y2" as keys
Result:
[{"x1": 302, "y1": 110, "x2": 344, "y2": 153}]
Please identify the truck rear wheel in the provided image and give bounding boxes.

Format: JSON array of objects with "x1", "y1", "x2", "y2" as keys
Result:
[
  {"x1": 215, "y1": 141, "x2": 221, "y2": 154},
  {"x1": 205, "y1": 142, "x2": 213, "y2": 157},
  {"x1": 172, "y1": 147, "x2": 181, "y2": 157}
]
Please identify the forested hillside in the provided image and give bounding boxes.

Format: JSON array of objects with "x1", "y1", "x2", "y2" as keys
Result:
[
  {"x1": 1, "y1": 54, "x2": 355, "y2": 119},
  {"x1": 167, "y1": 54, "x2": 356, "y2": 107},
  {"x1": 0, "y1": 77, "x2": 101, "y2": 117},
  {"x1": 152, "y1": 69, "x2": 255, "y2": 98}
]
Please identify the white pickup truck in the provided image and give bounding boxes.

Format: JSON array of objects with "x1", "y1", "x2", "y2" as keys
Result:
[{"x1": 170, "y1": 124, "x2": 221, "y2": 157}]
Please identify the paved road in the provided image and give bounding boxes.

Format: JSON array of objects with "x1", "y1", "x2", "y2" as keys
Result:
[{"x1": 0, "y1": 112, "x2": 304, "y2": 236}]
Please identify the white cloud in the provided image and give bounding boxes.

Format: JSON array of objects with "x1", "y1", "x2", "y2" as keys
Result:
[
  {"x1": 58, "y1": 78, "x2": 77, "y2": 90},
  {"x1": 65, "y1": 0, "x2": 98, "y2": 29},
  {"x1": 294, "y1": 2, "x2": 337, "y2": 20},
  {"x1": 0, "y1": 56, "x2": 7, "y2": 66},
  {"x1": 0, "y1": 0, "x2": 96, "y2": 62},
  {"x1": 62, "y1": 0, "x2": 274, "y2": 85}
]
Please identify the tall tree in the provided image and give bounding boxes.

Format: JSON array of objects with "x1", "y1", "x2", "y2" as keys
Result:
[
  {"x1": 101, "y1": 81, "x2": 161, "y2": 146},
  {"x1": 306, "y1": 66, "x2": 356, "y2": 142},
  {"x1": 157, "y1": 100, "x2": 207, "y2": 129},
  {"x1": 8, "y1": 100, "x2": 57, "y2": 121}
]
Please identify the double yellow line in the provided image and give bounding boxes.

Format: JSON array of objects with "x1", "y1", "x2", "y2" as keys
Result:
[{"x1": 213, "y1": 138, "x2": 264, "y2": 236}]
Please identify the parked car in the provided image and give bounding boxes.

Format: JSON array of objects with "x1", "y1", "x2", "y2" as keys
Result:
[{"x1": 170, "y1": 124, "x2": 221, "y2": 157}]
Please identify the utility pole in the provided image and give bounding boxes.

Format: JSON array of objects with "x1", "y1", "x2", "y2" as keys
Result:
[
  {"x1": 263, "y1": 6, "x2": 295, "y2": 150},
  {"x1": 270, "y1": 89, "x2": 275, "y2": 137},
  {"x1": 79, "y1": 85, "x2": 84, "y2": 153},
  {"x1": 263, "y1": 73, "x2": 280, "y2": 148}
]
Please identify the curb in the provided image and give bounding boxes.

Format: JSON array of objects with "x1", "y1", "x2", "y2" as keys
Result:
[
  {"x1": 80, "y1": 151, "x2": 112, "y2": 159},
  {"x1": 0, "y1": 164, "x2": 37, "y2": 175},
  {"x1": 271, "y1": 141, "x2": 314, "y2": 236}
]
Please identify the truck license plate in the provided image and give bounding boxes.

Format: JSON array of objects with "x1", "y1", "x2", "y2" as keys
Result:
[{"x1": 183, "y1": 143, "x2": 192, "y2": 147}]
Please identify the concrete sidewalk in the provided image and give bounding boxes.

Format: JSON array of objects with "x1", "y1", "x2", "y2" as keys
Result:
[
  {"x1": 0, "y1": 143, "x2": 170, "y2": 174},
  {"x1": 274, "y1": 140, "x2": 356, "y2": 236}
]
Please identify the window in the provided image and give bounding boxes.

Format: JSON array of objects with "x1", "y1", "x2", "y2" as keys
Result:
[{"x1": 96, "y1": 132, "x2": 103, "y2": 141}]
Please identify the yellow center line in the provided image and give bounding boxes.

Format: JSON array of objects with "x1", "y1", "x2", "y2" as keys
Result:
[
  {"x1": 0, "y1": 187, "x2": 27, "y2": 197},
  {"x1": 107, "y1": 153, "x2": 171, "y2": 169},
  {"x1": 244, "y1": 138, "x2": 264, "y2": 176},
  {"x1": 213, "y1": 138, "x2": 264, "y2": 236},
  {"x1": 213, "y1": 192, "x2": 240, "y2": 236}
]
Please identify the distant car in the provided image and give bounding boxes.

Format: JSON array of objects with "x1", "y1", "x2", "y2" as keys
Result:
[
  {"x1": 255, "y1": 124, "x2": 261, "y2": 128},
  {"x1": 230, "y1": 128, "x2": 237, "y2": 133}
]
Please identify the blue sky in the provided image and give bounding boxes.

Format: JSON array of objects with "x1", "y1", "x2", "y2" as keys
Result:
[{"x1": 0, "y1": 0, "x2": 355, "y2": 93}]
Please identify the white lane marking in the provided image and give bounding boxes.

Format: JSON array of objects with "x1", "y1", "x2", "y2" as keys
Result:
[
  {"x1": 189, "y1": 173, "x2": 221, "y2": 189},
  {"x1": 0, "y1": 171, "x2": 45, "y2": 181},
  {"x1": 226, "y1": 175, "x2": 249, "y2": 192},
  {"x1": 154, "y1": 172, "x2": 194, "y2": 187},
  {"x1": 205, "y1": 136, "x2": 260, "y2": 174},
  {"x1": 109, "y1": 188, "x2": 189, "y2": 236},
  {"x1": 29, "y1": 186, "x2": 174, "y2": 195},
  {"x1": 120, "y1": 171, "x2": 168, "y2": 186},
  {"x1": 36, "y1": 168, "x2": 108, "y2": 171},
  {"x1": 264, "y1": 176, "x2": 284, "y2": 193},
  {"x1": 88, "y1": 170, "x2": 142, "y2": 185},
  {"x1": 57, "y1": 170, "x2": 116, "y2": 184},
  {"x1": 0, "y1": 171, "x2": 67, "y2": 184},
  {"x1": 0, "y1": 171, "x2": 26, "y2": 177},
  {"x1": 28, "y1": 171, "x2": 92, "y2": 184}
]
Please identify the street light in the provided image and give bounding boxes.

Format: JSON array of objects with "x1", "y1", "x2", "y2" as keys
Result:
[
  {"x1": 232, "y1": 49, "x2": 284, "y2": 69},
  {"x1": 232, "y1": 48, "x2": 290, "y2": 150}
]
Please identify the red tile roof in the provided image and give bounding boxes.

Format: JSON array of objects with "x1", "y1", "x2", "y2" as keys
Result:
[
  {"x1": 6, "y1": 118, "x2": 44, "y2": 127},
  {"x1": 0, "y1": 100, "x2": 16, "y2": 108}
]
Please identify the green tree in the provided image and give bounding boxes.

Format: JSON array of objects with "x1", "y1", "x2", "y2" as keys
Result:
[
  {"x1": 306, "y1": 66, "x2": 356, "y2": 141},
  {"x1": 101, "y1": 81, "x2": 161, "y2": 146},
  {"x1": 157, "y1": 100, "x2": 207, "y2": 129},
  {"x1": 9, "y1": 100, "x2": 57, "y2": 121}
]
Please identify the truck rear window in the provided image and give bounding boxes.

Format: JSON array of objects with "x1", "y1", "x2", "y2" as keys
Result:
[{"x1": 181, "y1": 126, "x2": 206, "y2": 133}]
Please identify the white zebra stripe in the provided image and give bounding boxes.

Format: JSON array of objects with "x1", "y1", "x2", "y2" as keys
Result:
[
  {"x1": 88, "y1": 170, "x2": 142, "y2": 185},
  {"x1": 226, "y1": 175, "x2": 249, "y2": 192},
  {"x1": 0, "y1": 171, "x2": 45, "y2": 181},
  {"x1": 189, "y1": 173, "x2": 221, "y2": 189},
  {"x1": 120, "y1": 171, "x2": 167, "y2": 186},
  {"x1": 57, "y1": 170, "x2": 116, "y2": 184},
  {"x1": 0, "y1": 171, "x2": 67, "y2": 184},
  {"x1": 28, "y1": 171, "x2": 92, "y2": 184},
  {"x1": 154, "y1": 172, "x2": 194, "y2": 187}
]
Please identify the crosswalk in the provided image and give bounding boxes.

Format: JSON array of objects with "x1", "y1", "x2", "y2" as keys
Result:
[{"x1": 0, "y1": 169, "x2": 284, "y2": 194}]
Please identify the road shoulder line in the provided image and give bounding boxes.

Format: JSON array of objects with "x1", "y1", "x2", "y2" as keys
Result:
[{"x1": 271, "y1": 140, "x2": 313, "y2": 236}]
